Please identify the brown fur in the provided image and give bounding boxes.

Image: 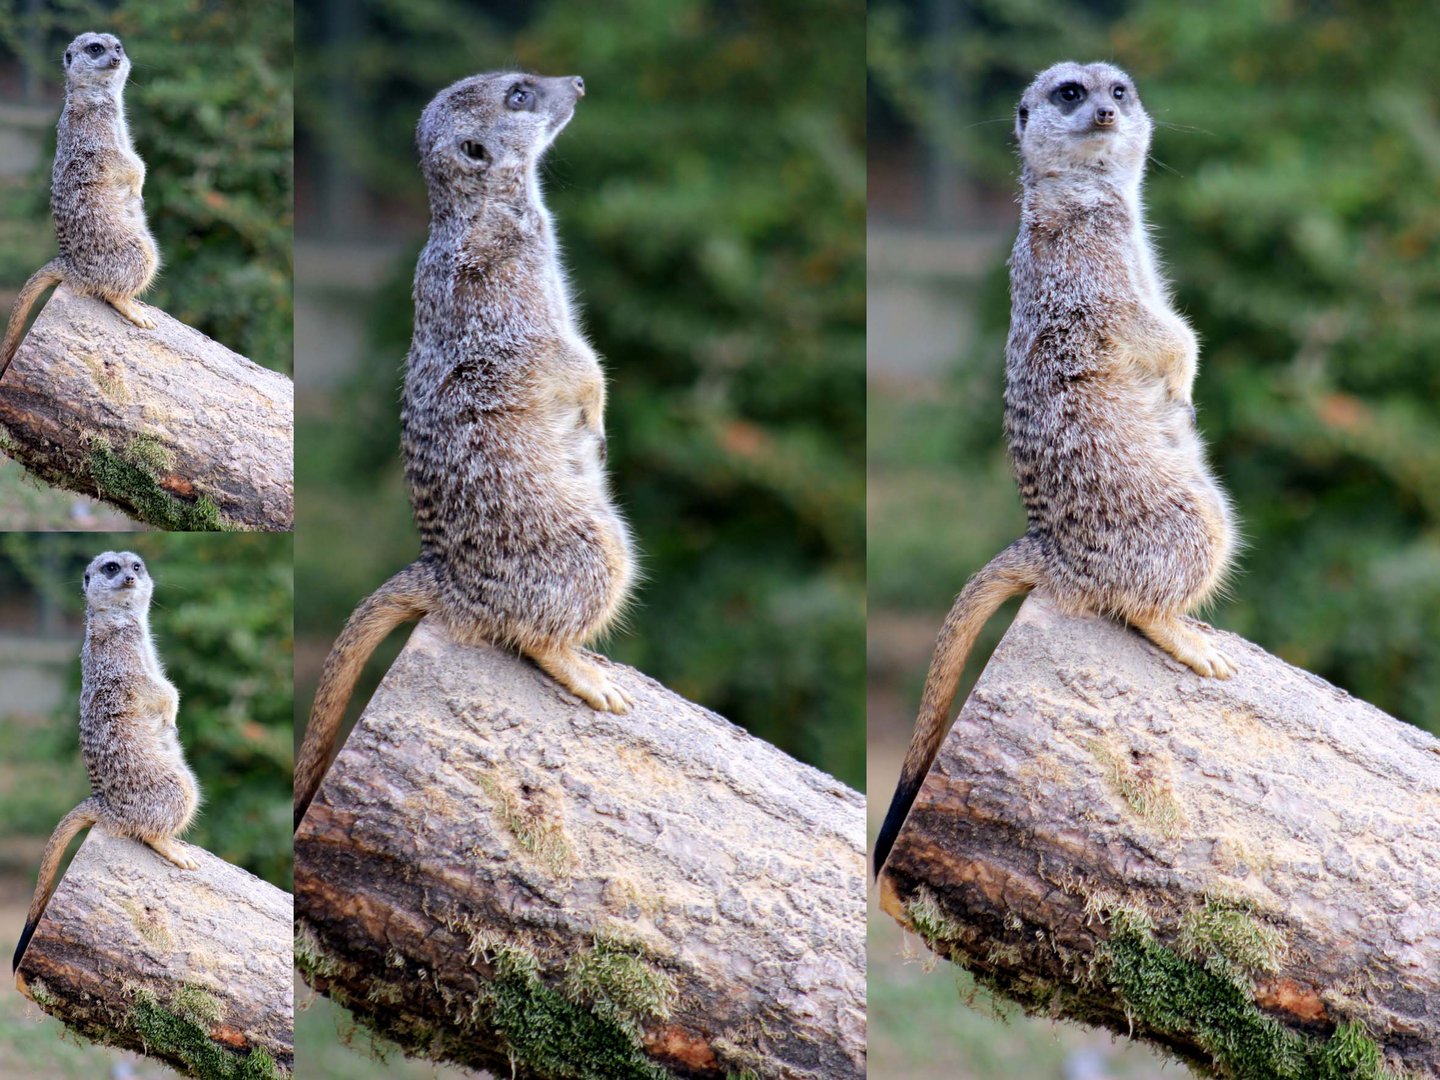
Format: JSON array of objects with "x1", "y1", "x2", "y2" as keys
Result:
[
  {"x1": 0, "y1": 32, "x2": 159, "y2": 381},
  {"x1": 14, "y1": 552, "x2": 199, "y2": 972},
  {"x1": 294, "y1": 73, "x2": 636, "y2": 827},
  {"x1": 874, "y1": 62, "x2": 1238, "y2": 876}
]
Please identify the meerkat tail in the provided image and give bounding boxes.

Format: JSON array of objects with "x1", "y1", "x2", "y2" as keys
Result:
[
  {"x1": 873, "y1": 535, "x2": 1044, "y2": 878},
  {"x1": 14, "y1": 796, "x2": 101, "y2": 973},
  {"x1": 294, "y1": 560, "x2": 438, "y2": 828},
  {"x1": 0, "y1": 258, "x2": 65, "y2": 381}
]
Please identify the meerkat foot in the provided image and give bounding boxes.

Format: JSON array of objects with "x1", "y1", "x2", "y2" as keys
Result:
[
  {"x1": 1131, "y1": 615, "x2": 1235, "y2": 679},
  {"x1": 146, "y1": 837, "x2": 199, "y2": 871},
  {"x1": 109, "y1": 297, "x2": 156, "y2": 330},
  {"x1": 530, "y1": 646, "x2": 632, "y2": 713}
]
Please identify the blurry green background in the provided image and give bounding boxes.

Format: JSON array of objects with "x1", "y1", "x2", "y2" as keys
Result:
[
  {"x1": 868, "y1": 0, "x2": 1440, "y2": 1077},
  {"x1": 0, "y1": 531, "x2": 292, "y2": 1077},
  {"x1": 0, "y1": 0, "x2": 292, "y2": 527},
  {"x1": 294, "y1": 0, "x2": 862, "y2": 1071}
]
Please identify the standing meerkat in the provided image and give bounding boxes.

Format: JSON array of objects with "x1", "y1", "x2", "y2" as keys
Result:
[
  {"x1": 13, "y1": 552, "x2": 200, "y2": 972},
  {"x1": 874, "y1": 62, "x2": 1237, "y2": 875},
  {"x1": 294, "y1": 72, "x2": 634, "y2": 826},
  {"x1": 0, "y1": 31, "x2": 159, "y2": 381}
]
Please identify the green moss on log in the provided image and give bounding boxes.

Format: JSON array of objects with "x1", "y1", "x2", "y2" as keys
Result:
[
  {"x1": 86, "y1": 435, "x2": 226, "y2": 531},
  {"x1": 1103, "y1": 924, "x2": 1401, "y2": 1079},
  {"x1": 128, "y1": 987, "x2": 283, "y2": 1079}
]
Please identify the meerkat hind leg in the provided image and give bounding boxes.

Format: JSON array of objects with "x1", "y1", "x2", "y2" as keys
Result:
[
  {"x1": 529, "y1": 644, "x2": 634, "y2": 713},
  {"x1": 146, "y1": 836, "x2": 199, "y2": 871},
  {"x1": 1130, "y1": 612, "x2": 1234, "y2": 679},
  {"x1": 109, "y1": 296, "x2": 156, "y2": 330}
]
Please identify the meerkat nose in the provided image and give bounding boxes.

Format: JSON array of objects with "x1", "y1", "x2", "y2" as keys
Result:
[
  {"x1": 1094, "y1": 106, "x2": 1117, "y2": 127},
  {"x1": 572, "y1": 76, "x2": 585, "y2": 97}
]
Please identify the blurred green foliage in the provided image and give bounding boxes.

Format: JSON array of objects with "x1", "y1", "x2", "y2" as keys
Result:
[
  {"x1": 0, "y1": 533, "x2": 293, "y2": 889},
  {"x1": 869, "y1": 0, "x2": 1440, "y2": 737},
  {"x1": 297, "y1": 0, "x2": 865, "y2": 786},
  {"x1": 0, "y1": 0, "x2": 293, "y2": 372}
]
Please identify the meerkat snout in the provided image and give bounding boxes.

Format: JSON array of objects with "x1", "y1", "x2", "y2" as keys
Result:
[
  {"x1": 573, "y1": 76, "x2": 585, "y2": 97},
  {"x1": 1094, "y1": 105, "x2": 1117, "y2": 127}
]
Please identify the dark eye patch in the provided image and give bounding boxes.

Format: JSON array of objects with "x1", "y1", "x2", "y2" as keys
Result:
[
  {"x1": 1049, "y1": 82, "x2": 1087, "y2": 113},
  {"x1": 86, "y1": 42, "x2": 104, "y2": 56},
  {"x1": 103, "y1": 561, "x2": 119, "y2": 574}
]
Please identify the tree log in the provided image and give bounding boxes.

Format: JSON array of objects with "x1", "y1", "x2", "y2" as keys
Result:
[
  {"x1": 14, "y1": 830, "x2": 294, "y2": 1077},
  {"x1": 0, "y1": 285, "x2": 293, "y2": 530},
  {"x1": 295, "y1": 618, "x2": 867, "y2": 1079},
  {"x1": 879, "y1": 594, "x2": 1440, "y2": 1078}
]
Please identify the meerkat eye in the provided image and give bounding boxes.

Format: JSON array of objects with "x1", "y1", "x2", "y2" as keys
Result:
[
  {"x1": 103, "y1": 562, "x2": 119, "y2": 575},
  {"x1": 133, "y1": 562, "x2": 142, "y2": 572},
  {"x1": 506, "y1": 85, "x2": 535, "y2": 111},
  {"x1": 86, "y1": 43, "x2": 104, "y2": 57},
  {"x1": 1112, "y1": 85, "x2": 1126, "y2": 101},
  {"x1": 459, "y1": 140, "x2": 490, "y2": 164},
  {"x1": 1055, "y1": 83, "x2": 1085, "y2": 104}
]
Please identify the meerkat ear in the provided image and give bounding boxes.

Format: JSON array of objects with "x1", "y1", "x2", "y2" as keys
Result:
[
  {"x1": 64, "y1": 50, "x2": 73, "y2": 67},
  {"x1": 1016, "y1": 105, "x2": 1029, "y2": 140},
  {"x1": 459, "y1": 139, "x2": 491, "y2": 169},
  {"x1": 83, "y1": 572, "x2": 90, "y2": 587}
]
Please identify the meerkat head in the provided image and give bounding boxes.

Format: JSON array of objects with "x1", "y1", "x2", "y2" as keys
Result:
[
  {"x1": 83, "y1": 551, "x2": 152, "y2": 615},
  {"x1": 1015, "y1": 61, "x2": 1151, "y2": 183},
  {"x1": 416, "y1": 72, "x2": 586, "y2": 205},
  {"x1": 62, "y1": 32, "x2": 130, "y2": 96}
]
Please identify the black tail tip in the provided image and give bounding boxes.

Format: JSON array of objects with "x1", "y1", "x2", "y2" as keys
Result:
[
  {"x1": 872, "y1": 819, "x2": 900, "y2": 883},
  {"x1": 13, "y1": 920, "x2": 36, "y2": 974}
]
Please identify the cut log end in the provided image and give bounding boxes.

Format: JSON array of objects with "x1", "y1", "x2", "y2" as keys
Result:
[
  {"x1": 296, "y1": 619, "x2": 867, "y2": 1079},
  {"x1": 880, "y1": 594, "x2": 1440, "y2": 1078},
  {"x1": 0, "y1": 286, "x2": 293, "y2": 531},
  {"x1": 15, "y1": 830, "x2": 295, "y2": 1078}
]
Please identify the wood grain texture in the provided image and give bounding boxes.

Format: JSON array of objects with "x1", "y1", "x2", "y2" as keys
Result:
[
  {"x1": 14, "y1": 830, "x2": 293, "y2": 1077},
  {"x1": 880, "y1": 594, "x2": 1440, "y2": 1077},
  {"x1": 0, "y1": 285, "x2": 292, "y2": 530},
  {"x1": 296, "y1": 618, "x2": 866, "y2": 1079}
]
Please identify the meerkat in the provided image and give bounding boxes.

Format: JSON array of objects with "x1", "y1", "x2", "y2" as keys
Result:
[
  {"x1": 13, "y1": 552, "x2": 199, "y2": 973},
  {"x1": 873, "y1": 62, "x2": 1237, "y2": 876},
  {"x1": 293, "y1": 72, "x2": 634, "y2": 827},
  {"x1": 0, "y1": 31, "x2": 159, "y2": 381}
]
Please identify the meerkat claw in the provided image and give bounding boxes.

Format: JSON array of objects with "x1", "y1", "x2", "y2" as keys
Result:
[
  {"x1": 148, "y1": 838, "x2": 199, "y2": 871},
  {"x1": 110, "y1": 298, "x2": 156, "y2": 330}
]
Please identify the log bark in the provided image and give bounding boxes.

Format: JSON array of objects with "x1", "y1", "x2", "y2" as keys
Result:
[
  {"x1": 879, "y1": 594, "x2": 1440, "y2": 1078},
  {"x1": 14, "y1": 830, "x2": 294, "y2": 1077},
  {"x1": 295, "y1": 618, "x2": 867, "y2": 1079},
  {"x1": 0, "y1": 285, "x2": 293, "y2": 530}
]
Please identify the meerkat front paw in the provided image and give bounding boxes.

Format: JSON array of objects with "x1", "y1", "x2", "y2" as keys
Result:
[
  {"x1": 530, "y1": 646, "x2": 634, "y2": 713},
  {"x1": 147, "y1": 837, "x2": 199, "y2": 871},
  {"x1": 110, "y1": 297, "x2": 156, "y2": 330},
  {"x1": 1132, "y1": 614, "x2": 1235, "y2": 680}
]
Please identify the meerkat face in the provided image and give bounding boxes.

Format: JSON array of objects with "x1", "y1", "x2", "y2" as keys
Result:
[
  {"x1": 83, "y1": 551, "x2": 153, "y2": 614},
  {"x1": 417, "y1": 72, "x2": 587, "y2": 199},
  {"x1": 1015, "y1": 61, "x2": 1151, "y2": 179},
  {"x1": 62, "y1": 32, "x2": 130, "y2": 93}
]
